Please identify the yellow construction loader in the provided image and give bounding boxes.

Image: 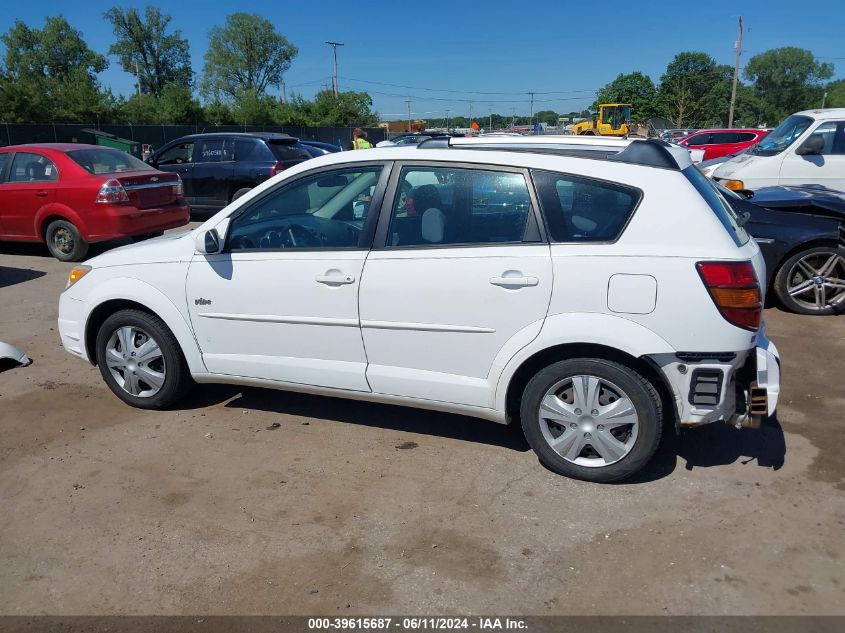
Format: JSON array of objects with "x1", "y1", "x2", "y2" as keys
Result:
[{"x1": 571, "y1": 103, "x2": 632, "y2": 136}]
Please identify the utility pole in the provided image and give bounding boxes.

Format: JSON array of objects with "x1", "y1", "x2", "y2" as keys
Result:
[
  {"x1": 489, "y1": 108, "x2": 492, "y2": 132},
  {"x1": 445, "y1": 109, "x2": 450, "y2": 131},
  {"x1": 405, "y1": 97, "x2": 412, "y2": 133},
  {"x1": 325, "y1": 41, "x2": 344, "y2": 97},
  {"x1": 528, "y1": 91, "x2": 535, "y2": 127},
  {"x1": 281, "y1": 80, "x2": 287, "y2": 104},
  {"x1": 728, "y1": 16, "x2": 743, "y2": 128},
  {"x1": 135, "y1": 59, "x2": 141, "y2": 95},
  {"x1": 822, "y1": 91, "x2": 828, "y2": 108},
  {"x1": 469, "y1": 101, "x2": 473, "y2": 130}
]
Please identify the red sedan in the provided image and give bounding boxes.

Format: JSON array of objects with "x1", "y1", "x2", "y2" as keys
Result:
[
  {"x1": 678, "y1": 128, "x2": 768, "y2": 161},
  {"x1": 0, "y1": 143, "x2": 190, "y2": 261}
]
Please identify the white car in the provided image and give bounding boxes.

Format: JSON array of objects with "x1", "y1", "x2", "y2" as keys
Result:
[
  {"x1": 58, "y1": 140, "x2": 780, "y2": 482},
  {"x1": 714, "y1": 108, "x2": 845, "y2": 191}
]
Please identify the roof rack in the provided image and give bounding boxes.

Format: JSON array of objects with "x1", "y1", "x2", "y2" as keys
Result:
[{"x1": 415, "y1": 136, "x2": 688, "y2": 170}]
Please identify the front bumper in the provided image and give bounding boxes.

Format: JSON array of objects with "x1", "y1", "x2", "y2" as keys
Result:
[
  {"x1": 58, "y1": 294, "x2": 89, "y2": 362},
  {"x1": 649, "y1": 322, "x2": 780, "y2": 427}
]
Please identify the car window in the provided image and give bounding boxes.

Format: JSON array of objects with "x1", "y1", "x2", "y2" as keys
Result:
[
  {"x1": 532, "y1": 170, "x2": 640, "y2": 242},
  {"x1": 67, "y1": 148, "x2": 153, "y2": 174},
  {"x1": 387, "y1": 166, "x2": 532, "y2": 247},
  {"x1": 686, "y1": 134, "x2": 712, "y2": 146},
  {"x1": 0, "y1": 153, "x2": 9, "y2": 179},
  {"x1": 8, "y1": 152, "x2": 59, "y2": 182},
  {"x1": 233, "y1": 138, "x2": 262, "y2": 161},
  {"x1": 750, "y1": 114, "x2": 813, "y2": 156},
  {"x1": 683, "y1": 166, "x2": 749, "y2": 247},
  {"x1": 227, "y1": 166, "x2": 383, "y2": 251},
  {"x1": 711, "y1": 132, "x2": 740, "y2": 144},
  {"x1": 157, "y1": 142, "x2": 194, "y2": 165},
  {"x1": 735, "y1": 132, "x2": 757, "y2": 143},
  {"x1": 810, "y1": 121, "x2": 845, "y2": 155},
  {"x1": 267, "y1": 141, "x2": 312, "y2": 162},
  {"x1": 195, "y1": 139, "x2": 225, "y2": 163}
]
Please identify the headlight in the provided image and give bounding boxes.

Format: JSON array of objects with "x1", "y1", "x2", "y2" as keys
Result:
[{"x1": 66, "y1": 265, "x2": 91, "y2": 289}]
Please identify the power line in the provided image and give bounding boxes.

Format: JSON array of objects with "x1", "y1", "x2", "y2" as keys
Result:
[{"x1": 339, "y1": 76, "x2": 598, "y2": 96}]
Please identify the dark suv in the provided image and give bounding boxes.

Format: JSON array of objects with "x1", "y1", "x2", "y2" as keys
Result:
[{"x1": 147, "y1": 132, "x2": 312, "y2": 211}]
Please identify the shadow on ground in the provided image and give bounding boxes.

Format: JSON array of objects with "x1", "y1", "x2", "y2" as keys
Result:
[
  {"x1": 181, "y1": 385, "x2": 787, "y2": 480},
  {"x1": 0, "y1": 266, "x2": 46, "y2": 288}
]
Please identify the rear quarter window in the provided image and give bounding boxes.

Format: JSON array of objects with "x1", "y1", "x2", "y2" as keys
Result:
[
  {"x1": 267, "y1": 141, "x2": 312, "y2": 162},
  {"x1": 531, "y1": 170, "x2": 641, "y2": 242}
]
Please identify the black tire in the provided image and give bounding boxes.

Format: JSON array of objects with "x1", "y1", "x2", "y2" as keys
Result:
[
  {"x1": 520, "y1": 358, "x2": 662, "y2": 483},
  {"x1": 95, "y1": 309, "x2": 192, "y2": 409},
  {"x1": 231, "y1": 187, "x2": 252, "y2": 203},
  {"x1": 773, "y1": 245, "x2": 845, "y2": 315},
  {"x1": 45, "y1": 219, "x2": 88, "y2": 262}
]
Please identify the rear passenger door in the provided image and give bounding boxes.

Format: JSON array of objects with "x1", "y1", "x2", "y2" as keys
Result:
[
  {"x1": 191, "y1": 137, "x2": 233, "y2": 208},
  {"x1": 358, "y1": 163, "x2": 552, "y2": 409}
]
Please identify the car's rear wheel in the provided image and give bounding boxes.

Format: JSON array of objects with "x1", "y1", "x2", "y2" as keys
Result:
[
  {"x1": 45, "y1": 219, "x2": 88, "y2": 262},
  {"x1": 774, "y1": 245, "x2": 845, "y2": 315},
  {"x1": 95, "y1": 309, "x2": 192, "y2": 409},
  {"x1": 520, "y1": 359, "x2": 662, "y2": 482}
]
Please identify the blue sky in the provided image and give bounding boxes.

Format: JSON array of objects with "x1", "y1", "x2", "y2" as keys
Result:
[{"x1": 2, "y1": 0, "x2": 843, "y2": 120}]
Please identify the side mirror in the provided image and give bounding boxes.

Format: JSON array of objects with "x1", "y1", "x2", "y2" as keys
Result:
[
  {"x1": 796, "y1": 134, "x2": 825, "y2": 156},
  {"x1": 195, "y1": 228, "x2": 221, "y2": 254}
]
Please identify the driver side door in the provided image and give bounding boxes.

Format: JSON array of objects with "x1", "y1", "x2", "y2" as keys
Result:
[{"x1": 185, "y1": 163, "x2": 390, "y2": 391}]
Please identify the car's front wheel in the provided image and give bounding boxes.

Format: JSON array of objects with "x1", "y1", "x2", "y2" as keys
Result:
[
  {"x1": 520, "y1": 359, "x2": 662, "y2": 482},
  {"x1": 95, "y1": 309, "x2": 192, "y2": 409},
  {"x1": 45, "y1": 219, "x2": 88, "y2": 262},
  {"x1": 774, "y1": 245, "x2": 845, "y2": 315}
]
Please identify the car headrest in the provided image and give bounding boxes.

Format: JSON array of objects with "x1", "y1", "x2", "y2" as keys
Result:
[
  {"x1": 25, "y1": 162, "x2": 45, "y2": 180},
  {"x1": 421, "y1": 207, "x2": 446, "y2": 243}
]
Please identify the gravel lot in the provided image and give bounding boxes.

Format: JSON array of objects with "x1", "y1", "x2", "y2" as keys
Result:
[{"x1": 1, "y1": 230, "x2": 844, "y2": 616}]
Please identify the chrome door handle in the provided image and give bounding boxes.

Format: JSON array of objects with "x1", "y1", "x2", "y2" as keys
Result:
[
  {"x1": 490, "y1": 276, "x2": 539, "y2": 288},
  {"x1": 316, "y1": 273, "x2": 355, "y2": 285}
]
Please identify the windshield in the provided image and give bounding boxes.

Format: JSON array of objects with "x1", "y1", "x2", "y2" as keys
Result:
[
  {"x1": 67, "y1": 148, "x2": 153, "y2": 174},
  {"x1": 683, "y1": 166, "x2": 749, "y2": 246},
  {"x1": 749, "y1": 115, "x2": 812, "y2": 156}
]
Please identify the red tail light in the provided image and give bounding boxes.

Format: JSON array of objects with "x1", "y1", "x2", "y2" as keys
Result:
[
  {"x1": 269, "y1": 162, "x2": 285, "y2": 177},
  {"x1": 95, "y1": 179, "x2": 129, "y2": 204},
  {"x1": 173, "y1": 175, "x2": 184, "y2": 197},
  {"x1": 696, "y1": 261, "x2": 761, "y2": 331}
]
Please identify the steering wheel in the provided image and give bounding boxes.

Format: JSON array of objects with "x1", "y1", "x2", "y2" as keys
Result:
[{"x1": 282, "y1": 223, "x2": 320, "y2": 248}]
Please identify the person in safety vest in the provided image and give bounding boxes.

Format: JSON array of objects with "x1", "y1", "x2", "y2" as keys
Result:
[{"x1": 352, "y1": 128, "x2": 373, "y2": 150}]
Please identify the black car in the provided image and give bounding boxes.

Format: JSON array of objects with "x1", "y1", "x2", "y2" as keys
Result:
[
  {"x1": 147, "y1": 133, "x2": 312, "y2": 212},
  {"x1": 720, "y1": 183, "x2": 845, "y2": 315}
]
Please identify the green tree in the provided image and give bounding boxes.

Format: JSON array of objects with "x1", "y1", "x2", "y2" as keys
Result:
[
  {"x1": 0, "y1": 16, "x2": 108, "y2": 122},
  {"x1": 825, "y1": 79, "x2": 845, "y2": 108},
  {"x1": 657, "y1": 52, "x2": 732, "y2": 127},
  {"x1": 308, "y1": 90, "x2": 378, "y2": 126},
  {"x1": 104, "y1": 6, "x2": 192, "y2": 97},
  {"x1": 202, "y1": 13, "x2": 297, "y2": 101},
  {"x1": 534, "y1": 110, "x2": 559, "y2": 125},
  {"x1": 744, "y1": 47, "x2": 834, "y2": 121},
  {"x1": 158, "y1": 83, "x2": 202, "y2": 123},
  {"x1": 202, "y1": 99, "x2": 234, "y2": 125},
  {"x1": 231, "y1": 93, "x2": 276, "y2": 125},
  {"x1": 594, "y1": 72, "x2": 659, "y2": 120}
]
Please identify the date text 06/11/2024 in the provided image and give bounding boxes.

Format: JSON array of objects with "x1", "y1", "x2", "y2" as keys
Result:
[{"x1": 307, "y1": 617, "x2": 529, "y2": 630}]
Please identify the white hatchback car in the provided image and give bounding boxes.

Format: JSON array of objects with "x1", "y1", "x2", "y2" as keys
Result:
[{"x1": 58, "y1": 140, "x2": 780, "y2": 482}]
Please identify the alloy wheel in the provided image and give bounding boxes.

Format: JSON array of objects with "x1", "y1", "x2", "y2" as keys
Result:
[{"x1": 787, "y1": 252, "x2": 845, "y2": 312}]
